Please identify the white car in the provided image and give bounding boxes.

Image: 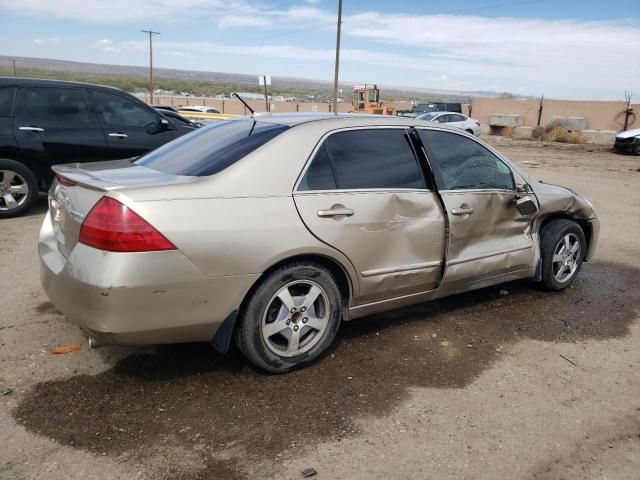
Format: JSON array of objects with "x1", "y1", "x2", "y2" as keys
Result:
[
  {"x1": 178, "y1": 105, "x2": 221, "y2": 114},
  {"x1": 417, "y1": 112, "x2": 481, "y2": 136},
  {"x1": 613, "y1": 128, "x2": 640, "y2": 155}
]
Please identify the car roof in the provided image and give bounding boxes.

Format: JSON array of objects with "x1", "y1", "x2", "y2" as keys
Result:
[
  {"x1": 251, "y1": 112, "x2": 462, "y2": 131},
  {"x1": 0, "y1": 76, "x2": 126, "y2": 93}
]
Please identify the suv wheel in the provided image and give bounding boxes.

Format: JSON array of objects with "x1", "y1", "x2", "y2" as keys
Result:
[
  {"x1": 0, "y1": 159, "x2": 39, "y2": 219},
  {"x1": 538, "y1": 219, "x2": 586, "y2": 291},
  {"x1": 235, "y1": 262, "x2": 342, "y2": 373}
]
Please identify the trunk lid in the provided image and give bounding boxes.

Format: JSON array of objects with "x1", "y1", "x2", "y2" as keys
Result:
[{"x1": 49, "y1": 160, "x2": 193, "y2": 257}]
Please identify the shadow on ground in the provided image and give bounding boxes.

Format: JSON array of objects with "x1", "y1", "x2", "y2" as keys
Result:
[{"x1": 13, "y1": 263, "x2": 640, "y2": 479}]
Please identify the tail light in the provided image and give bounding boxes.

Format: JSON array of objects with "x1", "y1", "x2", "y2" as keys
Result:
[{"x1": 79, "y1": 197, "x2": 176, "y2": 252}]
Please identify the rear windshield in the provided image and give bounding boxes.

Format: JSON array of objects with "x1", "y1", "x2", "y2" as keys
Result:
[{"x1": 135, "y1": 120, "x2": 290, "y2": 176}]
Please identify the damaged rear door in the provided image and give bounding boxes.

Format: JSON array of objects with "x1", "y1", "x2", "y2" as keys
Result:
[
  {"x1": 417, "y1": 129, "x2": 536, "y2": 287},
  {"x1": 294, "y1": 127, "x2": 446, "y2": 305}
]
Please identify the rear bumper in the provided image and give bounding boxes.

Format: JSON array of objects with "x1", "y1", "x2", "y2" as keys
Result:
[{"x1": 39, "y1": 214, "x2": 259, "y2": 346}]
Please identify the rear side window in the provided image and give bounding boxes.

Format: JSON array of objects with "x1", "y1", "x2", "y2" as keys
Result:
[
  {"x1": 17, "y1": 87, "x2": 90, "y2": 123},
  {"x1": 298, "y1": 144, "x2": 336, "y2": 191},
  {"x1": 94, "y1": 91, "x2": 157, "y2": 128},
  {"x1": 136, "y1": 120, "x2": 289, "y2": 176},
  {"x1": 0, "y1": 87, "x2": 15, "y2": 116},
  {"x1": 418, "y1": 130, "x2": 514, "y2": 191},
  {"x1": 307, "y1": 129, "x2": 425, "y2": 190}
]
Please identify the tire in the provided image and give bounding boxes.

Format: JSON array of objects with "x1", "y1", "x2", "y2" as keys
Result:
[
  {"x1": 538, "y1": 219, "x2": 587, "y2": 291},
  {"x1": 0, "y1": 159, "x2": 39, "y2": 219},
  {"x1": 633, "y1": 142, "x2": 640, "y2": 156},
  {"x1": 234, "y1": 262, "x2": 342, "y2": 373}
]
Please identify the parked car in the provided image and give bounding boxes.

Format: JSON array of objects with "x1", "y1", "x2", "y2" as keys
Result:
[
  {"x1": 0, "y1": 77, "x2": 195, "y2": 218},
  {"x1": 154, "y1": 107, "x2": 201, "y2": 131},
  {"x1": 40, "y1": 114, "x2": 599, "y2": 373},
  {"x1": 417, "y1": 112, "x2": 481, "y2": 136},
  {"x1": 401, "y1": 102, "x2": 463, "y2": 118},
  {"x1": 178, "y1": 105, "x2": 221, "y2": 114},
  {"x1": 613, "y1": 128, "x2": 640, "y2": 155}
]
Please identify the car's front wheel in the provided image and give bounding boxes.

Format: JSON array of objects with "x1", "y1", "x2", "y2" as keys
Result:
[
  {"x1": 0, "y1": 159, "x2": 39, "y2": 219},
  {"x1": 538, "y1": 219, "x2": 586, "y2": 291},
  {"x1": 234, "y1": 262, "x2": 342, "y2": 373}
]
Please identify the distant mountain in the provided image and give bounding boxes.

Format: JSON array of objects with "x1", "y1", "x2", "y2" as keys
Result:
[{"x1": 0, "y1": 55, "x2": 512, "y2": 101}]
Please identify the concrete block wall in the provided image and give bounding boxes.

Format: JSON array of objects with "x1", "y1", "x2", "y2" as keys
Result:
[{"x1": 471, "y1": 98, "x2": 639, "y2": 132}]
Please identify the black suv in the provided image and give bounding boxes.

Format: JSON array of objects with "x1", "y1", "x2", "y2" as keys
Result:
[{"x1": 0, "y1": 77, "x2": 198, "y2": 217}]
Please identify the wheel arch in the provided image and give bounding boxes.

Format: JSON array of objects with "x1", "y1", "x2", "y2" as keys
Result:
[
  {"x1": 534, "y1": 214, "x2": 590, "y2": 282},
  {"x1": 0, "y1": 156, "x2": 48, "y2": 190},
  {"x1": 240, "y1": 253, "x2": 354, "y2": 320},
  {"x1": 537, "y1": 213, "x2": 592, "y2": 260}
]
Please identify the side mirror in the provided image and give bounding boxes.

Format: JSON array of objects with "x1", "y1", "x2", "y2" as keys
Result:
[
  {"x1": 515, "y1": 196, "x2": 538, "y2": 216},
  {"x1": 159, "y1": 118, "x2": 170, "y2": 130}
]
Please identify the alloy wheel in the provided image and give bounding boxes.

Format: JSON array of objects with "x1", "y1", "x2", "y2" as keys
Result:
[
  {"x1": 0, "y1": 170, "x2": 30, "y2": 212},
  {"x1": 261, "y1": 280, "x2": 330, "y2": 357},
  {"x1": 552, "y1": 233, "x2": 581, "y2": 283}
]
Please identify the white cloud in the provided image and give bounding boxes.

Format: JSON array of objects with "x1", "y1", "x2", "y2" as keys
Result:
[
  {"x1": 0, "y1": 0, "x2": 241, "y2": 23},
  {"x1": 4, "y1": 0, "x2": 640, "y2": 98},
  {"x1": 92, "y1": 38, "x2": 122, "y2": 52},
  {"x1": 218, "y1": 15, "x2": 272, "y2": 29},
  {"x1": 33, "y1": 36, "x2": 63, "y2": 45}
]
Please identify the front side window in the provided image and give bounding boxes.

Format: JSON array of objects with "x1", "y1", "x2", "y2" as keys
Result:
[
  {"x1": 300, "y1": 129, "x2": 426, "y2": 191},
  {"x1": 136, "y1": 120, "x2": 289, "y2": 176},
  {"x1": 94, "y1": 91, "x2": 157, "y2": 128},
  {"x1": 17, "y1": 87, "x2": 90, "y2": 123},
  {"x1": 0, "y1": 87, "x2": 15, "y2": 116},
  {"x1": 418, "y1": 130, "x2": 514, "y2": 191}
]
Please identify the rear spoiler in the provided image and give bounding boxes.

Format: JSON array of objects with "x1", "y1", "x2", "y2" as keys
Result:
[
  {"x1": 51, "y1": 159, "x2": 197, "y2": 192},
  {"x1": 52, "y1": 163, "x2": 122, "y2": 191},
  {"x1": 51, "y1": 158, "x2": 140, "y2": 192}
]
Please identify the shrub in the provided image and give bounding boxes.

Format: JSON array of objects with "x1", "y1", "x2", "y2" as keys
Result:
[{"x1": 531, "y1": 126, "x2": 545, "y2": 140}]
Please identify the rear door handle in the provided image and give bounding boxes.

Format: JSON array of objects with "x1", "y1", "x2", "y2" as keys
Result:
[
  {"x1": 18, "y1": 126, "x2": 45, "y2": 132},
  {"x1": 317, "y1": 207, "x2": 354, "y2": 218},
  {"x1": 451, "y1": 207, "x2": 474, "y2": 216},
  {"x1": 108, "y1": 133, "x2": 128, "y2": 138}
]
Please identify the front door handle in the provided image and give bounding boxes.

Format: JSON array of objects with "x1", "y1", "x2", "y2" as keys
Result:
[
  {"x1": 451, "y1": 206, "x2": 474, "y2": 216},
  {"x1": 18, "y1": 126, "x2": 45, "y2": 132},
  {"x1": 317, "y1": 206, "x2": 354, "y2": 218},
  {"x1": 108, "y1": 133, "x2": 128, "y2": 139}
]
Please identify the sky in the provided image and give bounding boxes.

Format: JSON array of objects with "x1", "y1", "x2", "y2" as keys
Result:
[{"x1": 0, "y1": 0, "x2": 639, "y2": 100}]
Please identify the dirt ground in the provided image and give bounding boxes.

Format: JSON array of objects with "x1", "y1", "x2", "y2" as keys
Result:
[{"x1": 1, "y1": 137, "x2": 639, "y2": 480}]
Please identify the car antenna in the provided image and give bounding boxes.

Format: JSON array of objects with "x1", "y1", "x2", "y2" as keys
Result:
[{"x1": 232, "y1": 92, "x2": 255, "y2": 115}]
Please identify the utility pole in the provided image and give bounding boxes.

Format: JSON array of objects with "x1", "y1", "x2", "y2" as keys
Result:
[
  {"x1": 12, "y1": 59, "x2": 16, "y2": 76},
  {"x1": 332, "y1": 0, "x2": 342, "y2": 116},
  {"x1": 141, "y1": 29, "x2": 160, "y2": 104},
  {"x1": 263, "y1": 76, "x2": 269, "y2": 111},
  {"x1": 623, "y1": 91, "x2": 633, "y2": 131},
  {"x1": 537, "y1": 94, "x2": 544, "y2": 127}
]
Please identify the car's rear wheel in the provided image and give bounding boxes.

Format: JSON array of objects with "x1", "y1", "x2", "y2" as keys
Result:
[
  {"x1": 234, "y1": 262, "x2": 342, "y2": 373},
  {"x1": 538, "y1": 219, "x2": 586, "y2": 291},
  {"x1": 0, "y1": 159, "x2": 39, "y2": 219}
]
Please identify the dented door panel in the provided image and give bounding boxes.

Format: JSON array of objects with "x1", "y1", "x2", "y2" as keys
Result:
[
  {"x1": 439, "y1": 190, "x2": 536, "y2": 285},
  {"x1": 294, "y1": 190, "x2": 446, "y2": 305}
]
